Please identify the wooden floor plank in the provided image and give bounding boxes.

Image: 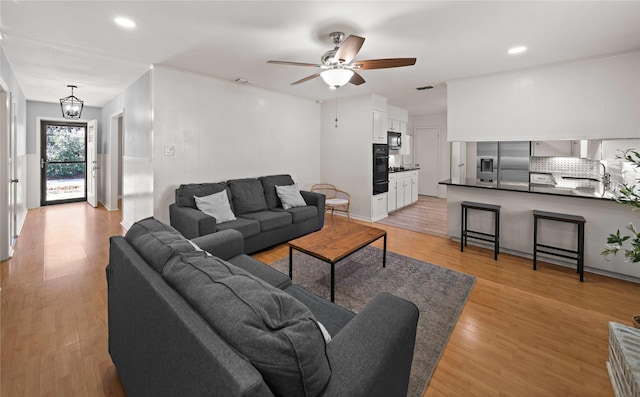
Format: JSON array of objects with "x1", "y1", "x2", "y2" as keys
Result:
[{"x1": 2, "y1": 202, "x2": 637, "y2": 396}]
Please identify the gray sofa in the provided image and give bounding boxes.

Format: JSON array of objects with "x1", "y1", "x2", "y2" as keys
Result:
[
  {"x1": 169, "y1": 174, "x2": 325, "y2": 254},
  {"x1": 107, "y1": 217, "x2": 419, "y2": 397}
]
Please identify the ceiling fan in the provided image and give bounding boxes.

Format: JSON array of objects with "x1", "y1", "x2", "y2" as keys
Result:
[{"x1": 267, "y1": 32, "x2": 416, "y2": 89}]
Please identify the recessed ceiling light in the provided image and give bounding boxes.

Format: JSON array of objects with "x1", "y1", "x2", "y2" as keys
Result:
[
  {"x1": 115, "y1": 17, "x2": 136, "y2": 29},
  {"x1": 508, "y1": 46, "x2": 527, "y2": 55}
]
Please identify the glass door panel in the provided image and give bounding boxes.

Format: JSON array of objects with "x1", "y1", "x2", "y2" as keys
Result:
[{"x1": 41, "y1": 122, "x2": 87, "y2": 204}]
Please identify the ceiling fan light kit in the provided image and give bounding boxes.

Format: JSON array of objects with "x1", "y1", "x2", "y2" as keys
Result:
[
  {"x1": 268, "y1": 32, "x2": 416, "y2": 89},
  {"x1": 320, "y1": 68, "x2": 354, "y2": 89},
  {"x1": 59, "y1": 85, "x2": 84, "y2": 119}
]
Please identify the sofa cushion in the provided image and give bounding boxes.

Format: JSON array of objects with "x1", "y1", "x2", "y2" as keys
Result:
[
  {"x1": 124, "y1": 217, "x2": 194, "y2": 273},
  {"x1": 215, "y1": 217, "x2": 261, "y2": 238},
  {"x1": 238, "y1": 210, "x2": 292, "y2": 232},
  {"x1": 275, "y1": 205, "x2": 319, "y2": 224},
  {"x1": 228, "y1": 178, "x2": 269, "y2": 215},
  {"x1": 163, "y1": 252, "x2": 331, "y2": 397},
  {"x1": 260, "y1": 174, "x2": 295, "y2": 209},
  {"x1": 194, "y1": 190, "x2": 237, "y2": 223},
  {"x1": 275, "y1": 184, "x2": 307, "y2": 210},
  {"x1": 227, "y1": 255, "x2": 291, "y2": 289},
  {"x1": 176, "y1": 182, "x2": 230, "y2": 210}
]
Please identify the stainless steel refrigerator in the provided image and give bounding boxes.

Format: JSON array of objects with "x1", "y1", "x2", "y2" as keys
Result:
[{"x1": 497, "y1": 141, "x2": 530, "y2": 188}]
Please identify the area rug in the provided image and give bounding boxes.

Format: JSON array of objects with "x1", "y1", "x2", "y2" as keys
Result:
[{"x1": 268, "y1": 246, "x2": 476, "y2": 397}]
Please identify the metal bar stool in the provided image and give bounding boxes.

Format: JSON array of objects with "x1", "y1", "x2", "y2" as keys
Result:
[
  {"x1": 461, "y1": 201, "x2": 501, "y2": 260},
  {"x1": 533, "y1": 210, "x2": 586, "y2": 282}
]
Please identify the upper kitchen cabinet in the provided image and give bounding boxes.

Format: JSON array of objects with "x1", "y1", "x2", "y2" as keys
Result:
[
  {"x1": 448, "y1": 52, "x2": 640, "y2": 142},
  {"x1": 531, "y1": 139, "x2": 602, "y2": 158},
  {"x1": 532, "y1": 140, "x2": 573, "y2": 157},
  {"x1": 372, "y1": 110, "x2": 388, "y2": 143}
]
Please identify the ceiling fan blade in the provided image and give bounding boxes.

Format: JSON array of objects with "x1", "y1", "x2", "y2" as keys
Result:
[
  {"x1": 335, "y1": 35, "x2": 365, "y2": 64},
  {"x1": 291, "y1": 73, "x2": 321, "y2": 85},
  {"x1": 349, "y1": 72, "x2": 365, "y2": 86},
  {"x1": 267, "y1": 60, "x2": 321, "y2": 67},
  {"x1": 351, "y1": 58, "x2": 417, "y2": 70}
]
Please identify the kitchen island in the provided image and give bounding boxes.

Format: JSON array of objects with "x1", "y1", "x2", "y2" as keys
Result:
[{"x1": 439, "y1": 179, "x2": 639, "y2": 280}]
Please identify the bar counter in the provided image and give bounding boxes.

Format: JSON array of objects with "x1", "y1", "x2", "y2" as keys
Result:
[
  {"x1": 440, "y1": 179, "x2": 638, "y2": 280},
  {"x1": 439, "y1": 178, "x2": 615, "y2": 200}
]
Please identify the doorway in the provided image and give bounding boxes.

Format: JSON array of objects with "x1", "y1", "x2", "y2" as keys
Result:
[
  {"x1": 40, "y1": 120, "x2": 88, "y2": 205},
  {"x1": 414, "y1": 127, "x2": 441, "y2": 196}
]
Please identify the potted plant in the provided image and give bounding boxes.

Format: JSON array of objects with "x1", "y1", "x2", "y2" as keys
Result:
[{"x1": 602, "y1": 149, "x2": 640, "y2": 328}]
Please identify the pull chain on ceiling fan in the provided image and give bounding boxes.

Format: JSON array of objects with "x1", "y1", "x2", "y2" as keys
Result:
[{"x1": 268, "y1": 32, "x2": 416, "y2": 89}]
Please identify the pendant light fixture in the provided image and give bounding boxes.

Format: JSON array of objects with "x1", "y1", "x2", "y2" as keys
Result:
[{"x1": 60, "y1": 85, "x2": 84, "y2": 119}]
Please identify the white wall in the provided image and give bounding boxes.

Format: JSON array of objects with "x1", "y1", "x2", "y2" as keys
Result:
[
  {"x1": 448, "y1": 51, "x2": 640, "y2": 141},
  {"x1": 409, "y1": 113, "x2": 449, "y2": 197},
  {"x1": 152, "y1": 66, "x2": 321, "y2": 224},
  {"x1": 320, "y1": 95, "x2": 376, "y2": 221}
]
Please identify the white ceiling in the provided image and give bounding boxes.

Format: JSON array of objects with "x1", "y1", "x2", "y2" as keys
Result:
[{"x1": 2, "y1": 1, "x2": 640, "y2": 115}]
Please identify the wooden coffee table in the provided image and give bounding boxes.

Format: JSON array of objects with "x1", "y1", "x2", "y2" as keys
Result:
[{"x1": 288, "y1": 222, "x2": 387, "y2": 302}]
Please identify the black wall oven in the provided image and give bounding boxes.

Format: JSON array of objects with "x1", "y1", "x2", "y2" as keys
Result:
[{"x1": 373, "y1": 144, "x2": 389, "y2": 194}]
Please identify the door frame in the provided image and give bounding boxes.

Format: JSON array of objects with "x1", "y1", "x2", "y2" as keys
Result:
[
  {"x1": 36, "y1": 116, "x2": 94, "y2": 206},
  {"x1": 0, "y1": 78, "x2": 11, "y2": 260},
  {"x1": 108, "y1": 109, "x2": 124, "y2": 211}
]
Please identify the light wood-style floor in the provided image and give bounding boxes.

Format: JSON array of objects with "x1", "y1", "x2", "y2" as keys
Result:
[
  {"x1": 3, "y1": 202, "x2": 638, "y2": 396},
  {"x1": 376, "y1": 195, "x2": 448, "y2": 237}
]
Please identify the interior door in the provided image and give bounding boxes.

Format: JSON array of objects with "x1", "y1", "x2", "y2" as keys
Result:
[
  {"x1": 415, "y1": 127, "x2": 440, "y2": 196},
  {"x1": 87, "y1": 119, "x2": 98, "y2": 207},
  {"x1": 9, "y1": 93, "x2": 17, "y2": 253}
]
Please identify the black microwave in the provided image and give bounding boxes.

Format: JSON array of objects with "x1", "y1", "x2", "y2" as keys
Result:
[{"x1": 388, "y1": 132, "x2": 401, "y2": 149}]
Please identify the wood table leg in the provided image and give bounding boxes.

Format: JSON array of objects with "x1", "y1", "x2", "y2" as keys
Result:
[
  {"x1": 330, "y1": 262, "x2": 335, "y2": 302},
  {"x1": 289, "y1": 245, "x2": 293, "y2": 279},
  {"x1": 383, "y1": 233, "x2": 387, "y2": 268}
]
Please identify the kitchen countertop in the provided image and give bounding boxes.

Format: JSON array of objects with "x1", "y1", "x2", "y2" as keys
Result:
[
  {"x1": 439, "y1": 178, "x2": 615, "y2": 200},
  {"x1": 388, "y1": 167, "x2": 420, "y2": 173}
]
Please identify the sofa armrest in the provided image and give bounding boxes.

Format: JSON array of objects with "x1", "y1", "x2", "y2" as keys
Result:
[
  {"x1": 300, "y1": 190, "x2": 325, "y2": 229},
  {"x1": 300, "y1": 190, "x2": 325, "y2": 212},
  {"x1": 323, "y1": 292, "x2": 419, "y2": 397},
  {"x1": 191, "y1": 229, "x2": 245, "y2": 261},
  {"x1": 169, "y1": 204, "x2": 217, "y2": 239}
]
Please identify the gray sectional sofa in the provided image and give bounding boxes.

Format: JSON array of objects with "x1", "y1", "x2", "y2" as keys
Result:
[
  {"x1": 107, "y1": 217, "x2": 419, "y2": 397},
  {"x1": 169, "y1": 174, "x2": 325, "y2": 254}
]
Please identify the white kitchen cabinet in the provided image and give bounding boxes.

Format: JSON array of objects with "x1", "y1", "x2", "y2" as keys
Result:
[
  {"x1": 399, "y1": 122, "x2": 407, "y2": 135},
  {"x1": 532, "y1": 140, "x2": 573, "y2": 157},
  {"x1": 387, "y1": 170, "x2": 419, "y2": 212},
  {"x1": 396, "y1": 179, "x2": 406, "y2": 208},
  {"x1": 372, "y1": 110, "x2": 387, "y2": 143},
  {"x1": 388, "y1": 118, "x2": 401, "y2": 132},
  {"x1": 411, "y1": 172, "x2": 419, "y2": 203},
  {"x1": 400, "y1": 134, "x2": 411, "y2": 156},
  {"x1": 402, "y1": 178, "x2": 412, "y2": 207},
  {"x1": 371, "y1": 193, "x2": 388, "y2": 221},
  {"x1": 387, "y1": 174, "x2": 398, "y2": 212}
]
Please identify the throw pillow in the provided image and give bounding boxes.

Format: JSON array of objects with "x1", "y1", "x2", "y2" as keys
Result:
[
  {"x1": 275, "y1": 184, "x2": 307, "y2": 210},
  {"x1": 194, "y1": 191, "x2": 237, "y2": 223},
  {"x1": 163, "y1": 252, "x2": 331, "y2": 397}
]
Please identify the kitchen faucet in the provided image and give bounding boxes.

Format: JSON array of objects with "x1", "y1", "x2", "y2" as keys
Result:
[{"x1": 594, "y1": 161, "x2": 611, "y2": 190}]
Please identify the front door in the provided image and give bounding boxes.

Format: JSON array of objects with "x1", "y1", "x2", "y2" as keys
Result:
[{"x1": 40, "y1": 120, "x2": 88, "y2": 205}]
